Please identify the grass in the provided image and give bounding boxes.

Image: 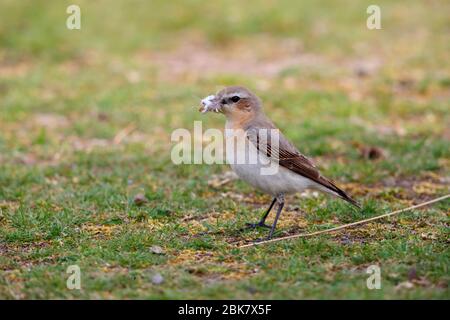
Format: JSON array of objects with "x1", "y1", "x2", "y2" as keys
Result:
[{"x1": 0, "y1": 0, "x2": 449, "y2": 299}]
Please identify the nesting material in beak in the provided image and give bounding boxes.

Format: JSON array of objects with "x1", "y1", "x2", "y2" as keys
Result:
[{"x1": 199, "y1": 95, "x2": 220, "y2": 113}]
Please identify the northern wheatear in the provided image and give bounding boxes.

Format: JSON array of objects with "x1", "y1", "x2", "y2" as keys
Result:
[{"x1": 200, "y1": 86, "x2": 360, "y2": 240}]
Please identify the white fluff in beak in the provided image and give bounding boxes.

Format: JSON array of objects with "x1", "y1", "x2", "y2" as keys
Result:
[{"x1": 200, "y1": 95, "x2": 216, "y2": 113}]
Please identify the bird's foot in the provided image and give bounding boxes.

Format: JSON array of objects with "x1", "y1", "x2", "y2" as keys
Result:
[{"x1": 246, "y1": 222, "x2": 271, "y2": 229}]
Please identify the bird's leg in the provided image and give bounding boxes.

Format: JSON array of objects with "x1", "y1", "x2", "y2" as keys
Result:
[
  {"x1": 266, "y1": 194, "x2": 285, "y2": 239},
  {"x1": 246, "y1": 197, "x2": 276, "y2": 229}
]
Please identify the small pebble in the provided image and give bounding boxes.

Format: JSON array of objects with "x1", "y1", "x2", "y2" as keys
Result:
[
  {"x1": 133, "y1": 193, "x2": 148, "y2": 206},
  {"x1": 150, "y1": 245, "x2": 164, "y2": 255},
  {"x1": 152, "y1": 273, "x2": 164, "y2": 285}
]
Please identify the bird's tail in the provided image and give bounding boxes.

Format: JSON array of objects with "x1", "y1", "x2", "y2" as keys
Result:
[
  {"x1": 321, "y1": 178, "x2": 361, "y2": 209},
  {"x1": 339, "y1": 192, "x2": 361, "y2": 209}
]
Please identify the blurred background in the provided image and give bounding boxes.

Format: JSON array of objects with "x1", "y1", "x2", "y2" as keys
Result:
[
  {"x1": 0, "y1": 1, "x2": 448, "y2": 174},
  {"x1": 0, "y1": 0, "x2": 448, "y2": 299}
]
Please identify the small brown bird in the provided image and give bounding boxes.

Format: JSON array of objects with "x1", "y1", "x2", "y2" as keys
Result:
[{"x1": 201, "y1": 86, "x2": 360, "y2": 240}]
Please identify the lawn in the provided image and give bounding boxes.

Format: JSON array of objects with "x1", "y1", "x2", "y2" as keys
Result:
[{"x1": 0, "y1": 0, "x2": 449, "y2": 299}]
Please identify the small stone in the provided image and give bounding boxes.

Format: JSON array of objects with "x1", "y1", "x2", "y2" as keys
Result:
[
  {"x1": 97, "y1": 112, "x2": 109, "y2": 121},
  {"x1": 151, "y1": 273, "x2": 164, "y2": 285},
  {"x1": 133, "y1": 193, "x2": 148, "y2": 206},
  {"x1": 359, "y1": 146, "x2": 385, "y2": 160},
  {"x1": 395, "y1": 281, "x2": 414, "y2": 291},
  {"x1": 150, "y1": 245, "x2": 164, "y2": 255}
]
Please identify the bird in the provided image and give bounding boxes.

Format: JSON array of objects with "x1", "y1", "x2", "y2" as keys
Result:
[{"x1": 200, "y1": 86, "x2": 360, "y2": 240}]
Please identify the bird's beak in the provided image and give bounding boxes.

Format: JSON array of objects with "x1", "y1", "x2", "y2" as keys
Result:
[{"x1": 199, "y1": 95, "x2": 222, "y2": 113}]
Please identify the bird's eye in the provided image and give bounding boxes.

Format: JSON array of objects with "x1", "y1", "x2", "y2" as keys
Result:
[
  {"x1": 230, "y1": 96, "x2": 240, "y2": 103},
  {"x1": 221, "y1": 99, "x2": 226, "y2": 104}
]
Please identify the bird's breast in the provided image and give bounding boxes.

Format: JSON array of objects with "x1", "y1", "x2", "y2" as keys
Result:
[{"x1": 223, "y1": 126, "x2": 312, "y2": 195}]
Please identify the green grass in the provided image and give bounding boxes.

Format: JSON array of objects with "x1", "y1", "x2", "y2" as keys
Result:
[{"x1": 0, "y1": 0, "x2": 449, "y2": 299}]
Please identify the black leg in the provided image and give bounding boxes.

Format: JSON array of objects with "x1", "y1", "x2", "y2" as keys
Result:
[
  {"x1": 267, "y1": 195, "x2": 285, "y2": 239},
  {"x1": 246, "y1": 197, "x2": 276, "y2": 229}
]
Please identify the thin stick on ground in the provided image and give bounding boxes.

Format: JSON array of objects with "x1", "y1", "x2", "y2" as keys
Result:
[
  {"x1": 238, "y1": 194, "x2": 450, "y2": 249},
  {"x1": 113, "y1": 124, "x2": 136, "y2": 145}
]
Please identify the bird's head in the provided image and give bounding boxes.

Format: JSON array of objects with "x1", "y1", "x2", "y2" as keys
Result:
[{"x1": 200, "y1": 86, "x2": 262, "y2": 121}]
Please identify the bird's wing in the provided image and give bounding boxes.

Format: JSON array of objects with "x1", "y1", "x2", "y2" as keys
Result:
[{"x1": 245, "y1": 126, "x2": 360, "y2": 208}]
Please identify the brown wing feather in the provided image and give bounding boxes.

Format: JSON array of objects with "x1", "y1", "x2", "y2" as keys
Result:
[{"x1": 246, "y1": 127, "x2": 360, "y2": 208}]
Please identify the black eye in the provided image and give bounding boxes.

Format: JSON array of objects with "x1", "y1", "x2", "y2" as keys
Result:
[{"x1": 230, "y1": 96, "x2": 240, "y2": 103}]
